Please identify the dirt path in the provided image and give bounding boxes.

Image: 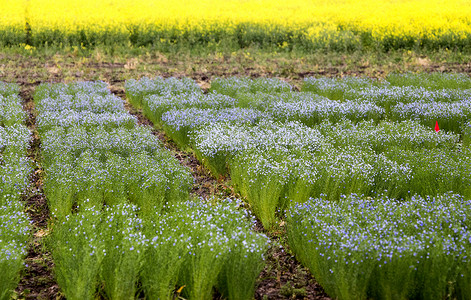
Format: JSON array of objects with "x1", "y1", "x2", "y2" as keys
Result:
[{"x1": 16, "y1": 88, "x2": 60, "y2": 299}]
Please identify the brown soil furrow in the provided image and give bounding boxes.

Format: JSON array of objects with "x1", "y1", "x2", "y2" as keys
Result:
[{"x1": 16, "y1": 86, "x2": 61, "y2": 299}]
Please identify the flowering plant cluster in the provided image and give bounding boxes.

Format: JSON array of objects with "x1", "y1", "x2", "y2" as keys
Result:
[
  {"x1": 390, "y1": 100, "x2": 471, "y2": 133},
  {"x1": 286, "y1": 193, "x2": 471, "y2": 299},
  {"x1": 142, "y1": 92, "x2": 238, "y2": 125},
  {"x1": 124, "y1": 75, "x2": 470, "y2": 230},
  {"x1": 124, "y1": 77, "x2": 202, "y2": 108},
  {"x1": 0, "y1": 94, "x2": 25, "y2": 126},
  {"x1": 262, "y1": 92, "x2": 384, "y2": 125},
  {"x1": 463, "y1": 121, "x2": 471, "y2": 146},
  {"x1": 162, "y1": 107, "x2": 268, "y2": 148},
  {"x1": 36, "y1": 82, "x2": 192, "y2": 219},
  {"x1": 303, "y1": 75, "x2": 471, "y2": 133},
  {"x1": 0, "y1": 198, "x2": 31, "y2": 300},
  {"x1": 302, "y1": 76, "x2": 381, "y2": 100},
  {"x1": 124, "y1": 75, "x2": 470, "y2": 298},
  {"x1": 49, "y1": 199, "x2": 269, "y2": 300},
  {"x1": 210, "y1": 77, "x2": 292, "y2": 98},
  {"x1": 0, "y1": 83, "x2": 31, "y2": 300},
  {"x1": 40, "y1": 81, "x2": 269, "y2": 300},
  {"x1": 386, "y1": 72, "x2": 471, "y2": 90}
]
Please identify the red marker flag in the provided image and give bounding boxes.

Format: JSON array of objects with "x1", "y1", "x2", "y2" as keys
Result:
[{"x1": 434, "y1": 121, "x2": 440, "y2": 132}]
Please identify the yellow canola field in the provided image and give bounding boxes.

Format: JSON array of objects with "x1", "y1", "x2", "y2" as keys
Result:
[{"x1": 1, "y1": 0, "x2": 471, "y2": 50}]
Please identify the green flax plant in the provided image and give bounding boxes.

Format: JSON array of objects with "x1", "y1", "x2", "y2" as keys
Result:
[
  {"x1": 141, "y1": 214, "x2": 189, "y2": 300},
  {"x1": 230, "y1": 148, "x2": 301, "y2": 229},
  {"x1": 260, "y1": 92, "x2": 384, "y2": 126},
  {"x1": 42, "y1": 154, "x2": 76, "y2": 220},
  {"x1": 161, "y1": 107, "x2": 266, "y2": 149},
  {"x1": 0, "y1": 85, "x2": 31, "y2": 300},
  {"x1": 386, "y1": 72, "x2": 471, "y2": 90},
  {"x1": 317, "y1": 119, "x2": 459, "y2": 152},
  {"x1": 142, "y1": 92, "x2": 237, "y2": 126},
  {"x1": 384, "y1": 147, "x2": 471, "y2": 199},
  {"x1": 142, "y1": 199, "x2": 269, "y2": 300},
  {"x1": 217, "y1": 227, "x2": 270, "y2": 300},
  {"x1": 0, "y1": 95, "x2": 26, "y2": 126},
  {"x1": 302, "y1": 76, "x2": 382, "y2": 100},
  {"x1": 0, "y1": 125, "x2": 32, "y2": 199},
  {"x1": 98, "y1": 203, "x2": 146, "y2": 300},
  {"x1": 0, "y1": 124, "x2": 31, "y2": 157},
  {"x1": 0, "y1": 82, "x2": 20, "y2": 97},
  {"x1": 74, "y1": 150, "x2": 109, "y2": 209},
  {"x1": 40, "y1": 126, "x2": 163, "y2": 168},
  {"x1": 389, "y1": 100, "x2": 471, "y2": 133},
  {"x1": 44, "y1": 149, "x2": 192, "y2": 218},
  {"x1": 49, "y1": 206, "x2": 104, "y2": 300},
  {"x1": 192, "y1": 120, "x2": 329, "y2": 177},
  {"x1": 34, "y1": 81, "x2": 110, "y2": 101},
  {"x1": 0, "y1": 198, "x2": 31, "y2": 300},
  {"x1": 125, "y1": 77, "x2": 202, "y2": 108},
  {"x1": 35, "y1": 93, "x2": 126, "y2": 114},
  {"x1": 35, "y1": 110, "x2": 137, "y2": 134},
  {"x1": 286, "y1": 193, "x2": 471, "y2": 300},
  {"x1": 125, "y1": 152, "x2": 170, "y2": 216},
  {"x1": 463, "y1": 121, "x2": 471, "y2": 147},
  {"x1": 50, "y1": 204, "x2": 147, "y2": 300},
  {"x1": 230, "y1": 145, "x2": 382, "y2": 228},
  {"x1": 209, "y1": 77, "x2": 292, "y2": 98}
]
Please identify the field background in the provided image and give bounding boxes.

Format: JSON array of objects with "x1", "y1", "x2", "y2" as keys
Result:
[{"x1": 1, "y1": 0, "x2": 471, "y2": 299}]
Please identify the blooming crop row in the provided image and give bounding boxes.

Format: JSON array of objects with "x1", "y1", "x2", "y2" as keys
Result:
[
  {"x1": 127, "y1": 75, "x2": 471, "y2": 299},
  {"x1": 126, "y1": 76, "x2": 470, "y2": 229},
  {"x1": 1, "y1": 0, "x2": 471, "y2": 51},
  {"x1": 35, "y1": 81, "x2": 192, "y2": 219},
  {"x1": 286, "y1": 193, "x2": 471, "y2": 299},
  {"x1": 37, "y1": 81, "x2": 268, "y2": 299},
  {"x1": 386, "y1": 72, "x2": 471, "y2": 90},
  {"x1": 0, "y1": 83, "x2": 31, "y2": 300},
  {"x1": 48, "y1": 199, "x2": 269, "y2": 300},
  {"x1": 303, "y1": 75, "x2": 471, "y2": 133}
]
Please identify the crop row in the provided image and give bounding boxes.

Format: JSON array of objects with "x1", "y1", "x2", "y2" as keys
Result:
[
  {"x1": 0, "y1": 83, "x2": 31, "y2": 300},
  {"x1": 287, "y1": 193, "x2": 471, "y2": 300},
  {"x1": 36, "y1": 81, "x2": 269, "y2": 299},
  {"x1": 126, "y1": 75, "x2": 471, "y2": 299}
]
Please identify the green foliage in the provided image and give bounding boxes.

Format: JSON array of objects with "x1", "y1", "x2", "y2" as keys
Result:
[
  {"x1": 463, "y1": 121, "x2": 471, "y2": 147},
  {"x1": 317, "y1": 119, "x2": 459, "y2": 152},
  {"x1": 384, "y1": 147, "x2": 471, "y2": 199},
  {"x1": 0, "y1": 82, "x2": 20, "y2": 97},
  {"x1": 142, "y1": 92, "x2": 237, "y2": 126},
  {"x1": 142, "y1": 199, "x2": 269, "y2": 300},
  {"x1": 0, "y1": 199, "x2": 30, "y2": 300},
  {"x1": 302, "y1": 76, "x2": 381, "y2": 100},
  {"x1": 125, "y1": 77, "x2": 201, "y2": 108},
  {"x1": 49, "y1": 206, "x2": 104, "y2": 300},
  {"x1": 209, "y1": 77, "x2": 292, "y2": 98},
  {"x1": 286, "y1": 193, "x2": 471, "y2": 300},
  {"x1": 99, "y1": 204, "x2": 145, "y2": 300},
  {"x1": 386, "y1": 72, "x2": 471, "y2": 90},
  {"x1": 50, "y1": 204, "x2": 146, "y2": 300}
]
